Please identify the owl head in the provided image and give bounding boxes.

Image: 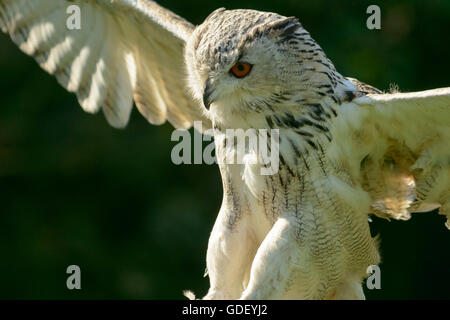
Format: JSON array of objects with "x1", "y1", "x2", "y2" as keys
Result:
[{"x1": 185, "y1": 9, "x2": 343, "y2": 122}]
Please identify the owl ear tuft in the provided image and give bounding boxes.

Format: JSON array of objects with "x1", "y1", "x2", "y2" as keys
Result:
[
  {"x1": 265, "y1": 17, "x2": 302, "y2": 38},
  {"x1": 238, "y1": 16, "x2": 302, "y2": 49},
  {"x1": 204, "y1": 7, "x2": 226, "y2": 22}
]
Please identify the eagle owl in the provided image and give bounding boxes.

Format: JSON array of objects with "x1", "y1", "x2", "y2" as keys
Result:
[{"x1": 0, "y1": 0, "x2": 449, "y2": 299}]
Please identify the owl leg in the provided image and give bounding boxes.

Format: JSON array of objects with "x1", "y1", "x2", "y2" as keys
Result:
[
  {"x1": 240, "y1": 216, "x2": 371, "y2": 300},
  {"x1": 203, "y1": 205, "x2": 258, "y2": 300},
  {"x1": 240, "y1": 216, "x2": 304, "y2": 300}
]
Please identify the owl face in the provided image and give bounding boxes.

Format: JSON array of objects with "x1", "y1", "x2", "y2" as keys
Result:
[{"x1": 185, "y1": 9, "x2": 307, "y2": 118}]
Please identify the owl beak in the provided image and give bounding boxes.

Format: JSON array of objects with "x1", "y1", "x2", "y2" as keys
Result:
[{"x1": 203, "y1": 78, "x2": 215, "y2": 110}]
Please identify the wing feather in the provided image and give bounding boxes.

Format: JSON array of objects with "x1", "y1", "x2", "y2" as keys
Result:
[
  {"x1": 0, "y1": 0, "x2": 210, "y2": 129},
  {"x1": 329, "y1": 87, "x2": 450, "y2": 226}
]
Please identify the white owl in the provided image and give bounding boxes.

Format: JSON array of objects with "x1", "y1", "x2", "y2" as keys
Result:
[{"x1": 0, "y1": 0, "x2": 449, "y2": 300}]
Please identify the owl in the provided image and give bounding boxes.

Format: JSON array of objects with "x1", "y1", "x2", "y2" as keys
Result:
[{"x1": 0, "y1": 0, "x2": 449, "y2": 300}]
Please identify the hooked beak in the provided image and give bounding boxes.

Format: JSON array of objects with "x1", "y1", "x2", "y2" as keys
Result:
[{"x1": 203, "y1": 78, "x2": 215, "y2": 110}]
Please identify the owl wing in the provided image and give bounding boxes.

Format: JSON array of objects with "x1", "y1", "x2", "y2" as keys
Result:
[
  {"x1": 0, "y1": 0, "x2": 211, "y2": 129},
  {"x1": 330, "y1": 87, "x2": 450, "y2": 227}
]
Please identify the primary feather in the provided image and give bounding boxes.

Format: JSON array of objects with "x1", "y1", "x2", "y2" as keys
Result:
[{"x1": 0, "y1": 0, "x2": 210, "y2": 128}]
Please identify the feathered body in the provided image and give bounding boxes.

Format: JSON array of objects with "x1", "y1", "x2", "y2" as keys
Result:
[{"x1": 186, "y1": 9, "x2": 449, "y2": 299}]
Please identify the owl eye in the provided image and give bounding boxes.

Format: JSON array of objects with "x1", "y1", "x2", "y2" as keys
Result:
[{"x1": 230, "y1": 62, "x2": 252, "y2": 78}]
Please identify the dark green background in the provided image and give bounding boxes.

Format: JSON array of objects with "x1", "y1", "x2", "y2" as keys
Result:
[{"x1": 0, "y1": 0, "x2": 448, "y2": 299}]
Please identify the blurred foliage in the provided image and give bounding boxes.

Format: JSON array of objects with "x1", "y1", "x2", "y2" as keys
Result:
[{"x1": 0, "y1": 0, "x2": 449, "y2": 299}]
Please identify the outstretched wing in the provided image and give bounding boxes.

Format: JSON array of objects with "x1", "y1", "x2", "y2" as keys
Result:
[
  {"x1": 0, "y1": 0, "x2": 210, "y2": 129},
  {"x1": 329, "y1": 87, "x2": 450, "y2": 227}
]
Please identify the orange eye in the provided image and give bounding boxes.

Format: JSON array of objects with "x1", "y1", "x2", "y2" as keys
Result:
[{"x1": 230, "y1": 62, "x2": 252, "y2": 78}]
